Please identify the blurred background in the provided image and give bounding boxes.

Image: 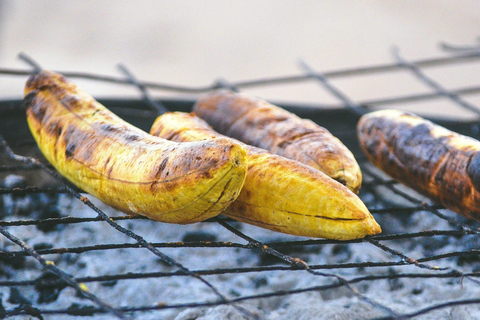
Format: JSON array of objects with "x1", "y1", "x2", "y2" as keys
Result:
[{"x1": 1, "y1": 0, "x2": 480, "y2": 118}]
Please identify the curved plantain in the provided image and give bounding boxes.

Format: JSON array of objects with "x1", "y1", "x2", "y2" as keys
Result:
[
  {"x1": 358, "y1": 109, "x2": 480, "y2": 221},
  {"x1": 192, "y1": 90, "x2": 362, "y2": 193},
  {"x1": 24, "y1": 71, "x2": 248, "y2": 224},
  {"x1": 151, "y1": 112, "x2": 381, "y2": 240}
]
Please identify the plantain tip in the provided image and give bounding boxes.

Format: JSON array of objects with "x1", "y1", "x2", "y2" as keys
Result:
[
  {"x1": 25, "y1": 70, "x2": 67, "y2": 95},
  {"x1": 368, "y1": 220, "x2": 382, "y2": 235}
]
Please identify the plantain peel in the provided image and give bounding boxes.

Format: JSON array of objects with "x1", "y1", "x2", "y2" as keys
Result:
[
  {"x1": 358, "y1": 109, "x2": 480, "y2": 221},
  {"x1": 24, "y1": 71, "x2": 248, "y2": 224},
  {"x1": 192, "y1": 90, "x2": 363, "y2": 193},
  {"x1": 151, "y1": 112, "x2": 381, "y2": 240}
]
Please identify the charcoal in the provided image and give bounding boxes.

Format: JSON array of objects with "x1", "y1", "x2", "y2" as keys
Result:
[
  {"x1": 254, "y1": 276, "x2": 268, "y2": 288},
  {"x1": 10, "y1": 304, "x2": 44, "y2": 320},
  {"x1": 66, "y1": 303, "x2": 96, "y2": 316},
  {"x1": 32, "y1": 243, "x2": 53, "y2": 251},
  {"x1": 35, "y1": 272, "x2": 67, "y2": 304},
  {"x1": 182, "y1": 231, "x2": 217, "y2": 242},
  {"x1": 387, "y1": 268, "x2": 404, "y2": 291},
  {"x1": 330, "y1": 243, "x2": 352, "y2": 263},
  {"x1": 456, "y1": 252, "x2": 480, "y2": 267},
  {"x1": 257, "y1": 250, "x2": 289, "y2": 266},
  {"x1": 0, "y1": 298, "x2": 5, "y2": 319},
  {"x1": 35, "y1": 204, "x2": 62, "y2": 233},
  {"x1": 100, "y1": 280, "x2": 117, "y2": 287},
  {"x1": 8, "y1": 287, "x2": 31, "y2": 305},
  {"x1": 0, "y1": 253, "x2": 26, "y2": 270}
]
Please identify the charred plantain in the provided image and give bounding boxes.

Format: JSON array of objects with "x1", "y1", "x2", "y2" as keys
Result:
[
  {"x1": 357, "y1": 109, "x2": 480, "y2": 220},
  {"x1": 192, "y1": 90, "x2": 362, "y2": 193},
  {"x1": 24, "y1": 71, "x2": 248, "y2": 224},
  {"x1": 151, "y1": 112, "x2": 381, "y2": 240}
]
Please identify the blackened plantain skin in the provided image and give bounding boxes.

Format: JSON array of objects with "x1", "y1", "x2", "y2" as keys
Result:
[
  {"x1": 192, "y1": 90, "x2": 363, "y2": 193},
  {"x1": 357, "y1": 109, "x2": 480, "y2": 221}
]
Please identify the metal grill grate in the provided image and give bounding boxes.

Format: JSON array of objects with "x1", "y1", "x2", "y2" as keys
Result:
[{"x1": 1, "y1": 43, "x2": 480, "y2": 320}]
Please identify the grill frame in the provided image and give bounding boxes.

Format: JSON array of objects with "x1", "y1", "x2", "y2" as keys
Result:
[{"x1": 1, "y1": 46, "x2": 480, "y2": 320}]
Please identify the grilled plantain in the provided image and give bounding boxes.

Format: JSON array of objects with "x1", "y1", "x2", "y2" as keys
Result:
[
  {"x1": 357, "y1": 109, "x2": 480, "y2": 220},
  {"x1": 151, "y1": 112, "x2": 381, "y2": 240},
  {"x1": 24, "y1": 71, "x2": 248, "y2": 224},
  {"x1": 192, "y1": 90, "x2": 362, "y2": 193}
]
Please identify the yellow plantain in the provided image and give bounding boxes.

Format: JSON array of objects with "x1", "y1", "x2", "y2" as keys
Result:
[
  {"x1": 24, "y1": 71, "x2": 248, "y2": 224},
  {"x1": 192, "y1": 90, "x2": 362, "y2": 193},
  {"x1": 151, "y1": 112, "x2": 381, "y2": 240}
]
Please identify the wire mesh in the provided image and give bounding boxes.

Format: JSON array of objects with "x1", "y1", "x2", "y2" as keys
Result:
[{"x1": 1, "y1": 43, "x2": 480, "y2": 319}]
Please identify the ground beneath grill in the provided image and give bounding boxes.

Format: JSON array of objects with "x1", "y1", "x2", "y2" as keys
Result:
[{"x1": 2, "y1": 172, "x2": 480, "y2": 320}]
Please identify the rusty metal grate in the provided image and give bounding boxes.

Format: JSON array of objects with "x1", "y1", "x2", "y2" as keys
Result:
[{"x1": 1, "y1": 43, "x2": 480, "y2": 320}]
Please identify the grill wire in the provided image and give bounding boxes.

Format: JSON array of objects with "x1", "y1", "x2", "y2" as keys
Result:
[{"x1": 1, "y1": 43, "x2": 480, "y2": 319}]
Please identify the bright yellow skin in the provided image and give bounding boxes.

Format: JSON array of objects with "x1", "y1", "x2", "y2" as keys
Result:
[
  {"x1": 24, "y1": 71, "x2": 248, "y2": 224},
  {"x1": 151, "y1": 112, "x2": 381, "y2": 240}
]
